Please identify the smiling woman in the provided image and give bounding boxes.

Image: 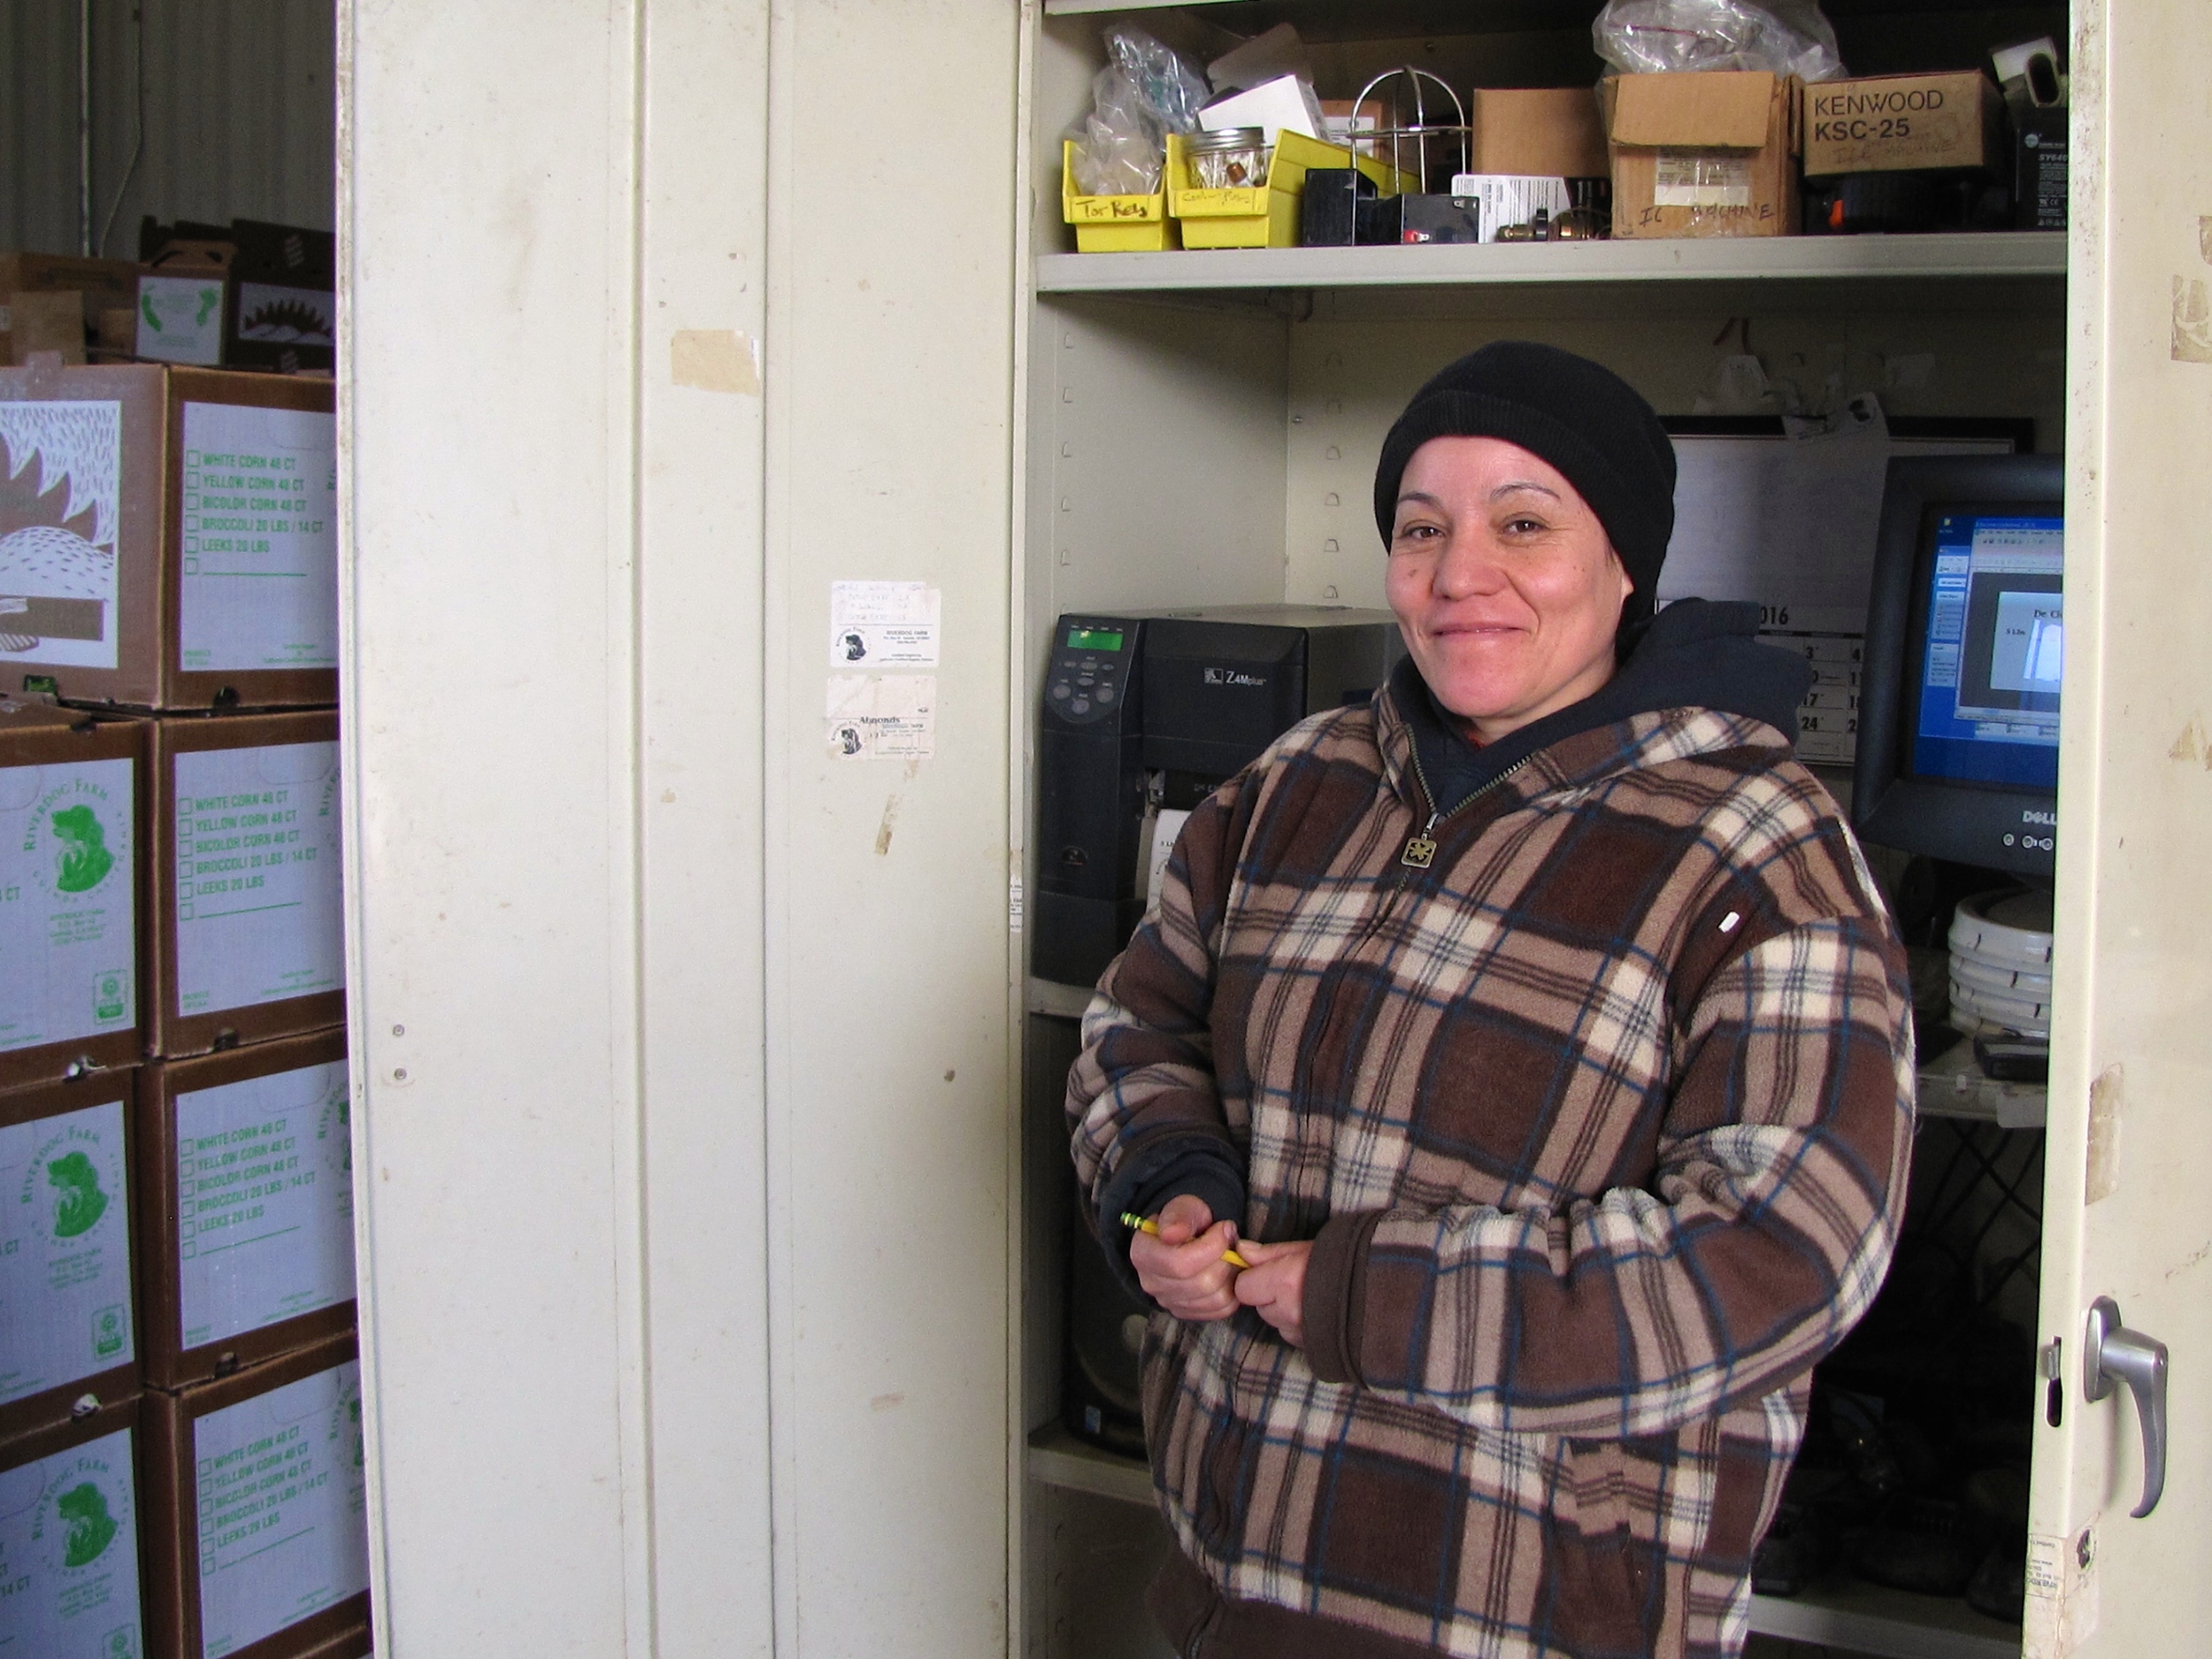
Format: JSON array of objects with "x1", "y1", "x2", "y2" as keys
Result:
[
  {"x1": 1385, "y1": 439, "x2": 1633, "y2": 741},
  {"x1": 1070, "y1": 343, "x2": 1919, "y2": 1659}
]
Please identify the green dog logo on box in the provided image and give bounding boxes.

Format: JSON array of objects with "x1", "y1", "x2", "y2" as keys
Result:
[
  {"x1": 49, "y1": 803, "x2": 115, "y2": 893},
  {"x1": 48, "y1": 1149, "x2": 110, "y2": 1238},
  {"x1": 57, "y1": 1480, "x2": 119, "y2": 1567}
]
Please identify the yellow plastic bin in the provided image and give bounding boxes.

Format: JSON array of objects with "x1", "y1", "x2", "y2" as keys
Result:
[
  {"x1": 1061, "y1": 136, "x2": 1179, "y2": 253},
  {"x1": 1169, "y1": 130, "x2": 1402, "y2": 250}
]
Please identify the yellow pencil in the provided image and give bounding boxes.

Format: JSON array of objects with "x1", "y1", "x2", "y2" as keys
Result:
[{"x1": 1121, "y1": 1210, "x2": 1250, "y2": 1269}]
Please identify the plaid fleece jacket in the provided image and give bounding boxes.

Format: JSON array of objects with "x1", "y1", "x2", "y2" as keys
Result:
[{"x1": 1066, "y1": 682, "x2": 1915, "y2": 1659}]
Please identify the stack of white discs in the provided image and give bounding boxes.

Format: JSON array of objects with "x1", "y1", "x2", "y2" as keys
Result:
[{"x1": 1949, "y1": 888, "x2": 2055, "y2": 1039}]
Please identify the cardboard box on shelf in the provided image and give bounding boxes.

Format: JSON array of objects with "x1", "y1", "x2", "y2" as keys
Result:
[
  {"x1": 1803, "y1": 71, "x2": 2003, "y2": 176},
  {"x1": 0, "y1": 1071, "x2": 141, "y2": 1441},
  {"x1": 1319, "y1": 97, "x2": 1384, "y2": 157},
  {"x1": 225, "y1": 221, "x2": 336, "y2": 377},
  {"x1": 0, "y1": 1394, "x2": 149, "y2": 1659},
  {"x1": 1469, "y1": 87, "x2": 1609, "y2": 178},
  {"x1": 141, "y1": 1335, "x2": 371, "y2": 1659},
  {"x1": 1603, "y1": 71, "x2": 1802, "y2": 239},
  {"x1": 0, "y1": 360, "x2": 338, "y2": 710},
  {"x1": 136, "y1": 230, "x2": 234, "y2": 369},
  {"x1": 138, "y1": 1030, "x2": 354, "y2": 1388},
  {"x1": 151, "y1": 710, "x2": 343, "y2": 1059},
  {"x1": 0, "y1": 252, "x2": 141, "y2": 364},
  {"x1": 6, "y1": 289, "x2": 88, "y2": 365},
  {"x1": 0, "y1": 701, "x2": 147, "y2": 1092}
]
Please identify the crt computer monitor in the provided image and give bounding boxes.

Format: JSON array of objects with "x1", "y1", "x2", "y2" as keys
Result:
[{"x1": 1853, "y1": 454, "x2": 2065, "y2": 879}]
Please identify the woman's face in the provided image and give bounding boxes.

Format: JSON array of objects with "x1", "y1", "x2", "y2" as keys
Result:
[{"x1": 1385, "y1": 435, "x2": 1633, "y2": 743}]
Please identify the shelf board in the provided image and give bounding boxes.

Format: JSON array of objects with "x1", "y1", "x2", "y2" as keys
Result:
[
  {"x1": 1036, "y1": 233, "x2": 2064, "y2": 296},
  {"x1": 1027, "y1": 1424, "x2": 1156, "y2": 1507},
  {"x1": 1751, "y1": 1579, "x2": 2022, "y2": 1659}
]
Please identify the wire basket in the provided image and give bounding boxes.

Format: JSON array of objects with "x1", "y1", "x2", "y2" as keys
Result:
[{"x1": 1352, "y1": 67, "x2": 1470, "y2": 195}]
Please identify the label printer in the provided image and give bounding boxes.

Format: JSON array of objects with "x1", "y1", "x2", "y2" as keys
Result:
[{"x1": 1033, "y1": 605, "x2": 1403, "y2": 991}]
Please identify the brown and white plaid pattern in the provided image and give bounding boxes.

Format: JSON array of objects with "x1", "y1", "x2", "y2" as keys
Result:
[{"x1": 1068, "y1": 686, "x2": 1914, "y2": 1659}]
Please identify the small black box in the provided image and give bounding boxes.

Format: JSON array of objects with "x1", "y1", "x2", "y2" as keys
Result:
[
  {"x1": 2014, "y1": 106, "x2": 2068, "y2": 230},
  {"x1": 1356, "y1": 195, "x2": 1402, "y2": 244},
  {"x1": 1301, "y1": 168, "x2": 1376, "y2": 247},
  {"x1": 1397, "y1": 194, "x2": 1484, "y2": 245}
]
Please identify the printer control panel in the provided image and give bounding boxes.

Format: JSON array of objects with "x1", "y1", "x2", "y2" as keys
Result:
[{"x1": 1046, "y1": 618, "x2": 1137, "y2": 726}]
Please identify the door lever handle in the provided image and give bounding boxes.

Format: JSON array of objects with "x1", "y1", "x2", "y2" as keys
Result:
[{"x1": 2083, "y1": 1296, "x2": 2168, "y2": 1518}]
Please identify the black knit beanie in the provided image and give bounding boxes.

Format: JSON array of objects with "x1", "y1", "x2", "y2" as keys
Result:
[{"x1": 1373, "y1": 342, "x2": 1678, "y2": 631}]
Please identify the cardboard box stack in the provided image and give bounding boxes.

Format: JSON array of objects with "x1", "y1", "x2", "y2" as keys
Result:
[{"x1": 1, "y1": 352, "x2": 363, "y2": 1656}]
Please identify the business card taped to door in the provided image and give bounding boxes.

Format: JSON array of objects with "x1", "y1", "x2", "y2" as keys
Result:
[
  {"x1": 829, "y1": 580, "x2": 941, "y2": 667},
  {"x1": 826, "y1": 674, "x2": 936, "y2": 760}
]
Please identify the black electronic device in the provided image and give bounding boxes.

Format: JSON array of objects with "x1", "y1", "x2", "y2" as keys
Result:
[
  {"x1": 2013, "y1": 105, "x2": 2069, "y2": 230},
  {"x1": 1974, "y1": 1035, "x2": 2051, "y2": 1085},
  {"x1": 1395, "y1": 194, "x2": 1484, "y2": 244},
  {"x1": 1034, "y1": 606, "x2": 1402, "y2": 989},
  {"x1": 1061, "y1": 1174, "x2": 1150, "y2": 1457},
  {"x1": 1034, "y1": 617, "x2": 1148, "y2": 987},
  {"x1": 1301, "y1": 168, "x2": 1377, "y2": 246},
  {"x1": 1853, "y1": 455, "x2": 2064, "y2": 877}
]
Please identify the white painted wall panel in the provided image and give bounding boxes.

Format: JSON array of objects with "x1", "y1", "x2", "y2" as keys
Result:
[
  {"x1": 761, "y1": 4, "x2": 1020, "y2": 1651},
  {"x1": 635, "y1": 4, "x2": 776, "y2": 1655},
  {"x1": 343, "y1": 4, "x2": 642, "y2": 1654},
  {"x1": 2, "y1": 0, "x2": 334, "y2": 256},
  {"x1": 345, "y1": 2, "x2": 1018, "y2": 1654}
]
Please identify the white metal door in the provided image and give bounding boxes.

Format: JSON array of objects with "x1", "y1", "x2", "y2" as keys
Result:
[{"x1": 2028, "y1": 1, "x2": 2212, "y2": 1650}]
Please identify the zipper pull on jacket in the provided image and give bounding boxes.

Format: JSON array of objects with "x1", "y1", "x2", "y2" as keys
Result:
[{"x1": 1402, "y1": 812, "x2": 1440, "y2": 870}]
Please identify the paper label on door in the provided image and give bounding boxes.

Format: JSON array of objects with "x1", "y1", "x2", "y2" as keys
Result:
[
  {"x1": 174, "y1": 1058, "x2": 356, "y2": 1350},
  {"x1": 0, "y1": 1425, "x2": 145, "y2": 1659},
  {"x1": 178, "y1": 403, "x2": 339, "y2": 672},
  {"x1": 2024, "y1": 1530, "x2": 2099, "y2": 1656},
  {"x1": 829, "y1": 580, "x2": 941, "y2": 667},
  {"x1": 1653, "y1": 152, "x2": 1753, "y2": 207},
  {"x1": 0, "y1": 1097, "x2": 134, "y2": 1406},
  {"x1": 0, "y1": 398, "x2": 125, "y2": 670},
  {"x1": 0, "y1": 755, "x2": 136, "y2": 1056},
  {"x1": 193, "y1": 1359, "x2": 369, "y2": 1656},
  {"x1": 173, "y1": 741, "x2": 345, "y2": 1018},
  {"x1": 826, "y1": 674, "x2": 936, "y2": 760}
]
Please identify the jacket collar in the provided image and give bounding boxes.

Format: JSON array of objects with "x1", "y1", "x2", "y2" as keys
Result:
[{"x1": 1372, "y1": 599, "x2": 1811, "y2": 818}]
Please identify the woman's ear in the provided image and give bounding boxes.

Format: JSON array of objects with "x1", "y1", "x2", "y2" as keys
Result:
[{"x1": 1612, "y1": 547, "x2": 1635, "y2": 605}]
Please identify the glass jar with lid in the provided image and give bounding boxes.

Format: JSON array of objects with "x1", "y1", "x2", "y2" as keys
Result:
[{"x1": 1184, "y1": 127, "x2": 1271, "y2": 189}]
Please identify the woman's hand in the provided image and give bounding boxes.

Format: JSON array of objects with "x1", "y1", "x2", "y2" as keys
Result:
[
  {"x1": 1129, "y1": 1194, "x2": 1241, "y2": 1323},
  {"x1": 1233, "y1": 1238, "x2": 1311, "y2": 1348}
]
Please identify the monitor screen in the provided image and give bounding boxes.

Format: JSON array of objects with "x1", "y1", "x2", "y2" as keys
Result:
[
  {"x1": 1064, "y1": 626, "x2": 1125, "y2": 652},
  {"x1": 1909, "y1": 511, "x2": 2063, "y2": 792}
]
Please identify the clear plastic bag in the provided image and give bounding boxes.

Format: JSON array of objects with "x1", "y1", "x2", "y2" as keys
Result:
[
  {"x1": 1104, "y1": 26, "x2": 1210, "y2": 134},
  {"x1": 1072, "y1": 64, "x2": 1164, "y2": 196},
  {"x1": 1593, "y1": 0, "x2": 1847, "y2": 81},
  {"x1": 1069, "y1": 29, "x2": 1210, "y2": 197}
]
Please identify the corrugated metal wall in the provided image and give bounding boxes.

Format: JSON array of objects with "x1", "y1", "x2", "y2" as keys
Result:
[{"x1": 0, "y1": 0, "x2": 334, "y2": 258}]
